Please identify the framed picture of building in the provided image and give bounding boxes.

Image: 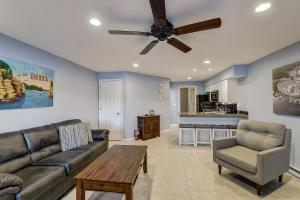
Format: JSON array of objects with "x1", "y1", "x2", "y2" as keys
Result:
[
  {"x1": 0, "y1": 57, "x2": 54, "y2": 110},
  {"x1": 273, "y1": 61, "x2": 300, "y2": 116}
]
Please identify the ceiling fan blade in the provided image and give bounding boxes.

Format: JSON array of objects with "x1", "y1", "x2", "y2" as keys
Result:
[
  {"x1": 174, "y1": 18, "x2": 222, "y2": 36},
  {"x1": 108, "y1": 30, "x2": 151, "y2": 36},
  {"x1": 167, "y1": 38, "x2": 192, "y2": 53},
  {"x1": 149, "y1": 0, "x2": 167, "y2": 26},
  {"x1": 140, "y1": 40, "x2": 159, "y2": 55}
]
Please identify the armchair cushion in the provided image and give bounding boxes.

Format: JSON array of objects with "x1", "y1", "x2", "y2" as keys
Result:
[
  {"x1": 0, "y1": 173, "x2": 24, "y2": 189},
  {"x1": 216, "y1": 145, "x2": 258, "y2": 174},
  {"x1": 92, "y1": 129, "x2": 109, "y2": 141},
  {"x1": 213, "y1": 137, "x2": 237, "y2": 150},
  {"x1": 237, "y1": 120, "x2": 286, "y2": 151}
]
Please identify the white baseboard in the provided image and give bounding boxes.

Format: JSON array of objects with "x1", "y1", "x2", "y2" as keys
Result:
[
  {"x1": 122, "y1": 137, "x2": 135, "y2": 142},
  {"x1": 161, "y1": 129, "x2": 171, "y2": 133},
  {"x1": 289, "y1": 167, "x2": 300, "y2": 179},
  {"x1": 171, "y1": 124, "x2": 179, "y2": 127}
]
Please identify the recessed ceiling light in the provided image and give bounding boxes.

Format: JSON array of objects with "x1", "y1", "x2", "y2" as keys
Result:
[
  {"x1": 89, "y1": 18, "x2": 101, "y2": 26},
  {"x1": 187, "y1": 77, "x2": 192, "y2": 80},
  {"x1": 255, "y1": 3, "x2": 271, "y2": 13},
  {"x1": 204, "y1": 60, "x2": 211, "y2": 64},
  {"x1": 208, "y1": 68, "x2": 213, "y2": 71},
  {"x1": 133, "y1": 63, "x2": 139, "y2": 68},
  {"x1": 192, "y1": 68, "x2": 197, "y2": 72}
]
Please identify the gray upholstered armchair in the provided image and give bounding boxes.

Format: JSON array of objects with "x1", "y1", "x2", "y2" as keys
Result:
[{"x1": 213, "y1": 120, "x2": 291, "y2": 195}]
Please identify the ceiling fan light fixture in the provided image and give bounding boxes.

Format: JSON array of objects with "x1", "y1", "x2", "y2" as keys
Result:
[
  {"x1": 204, "y1": 60, "x2": 211, "y2": 64},
  {"x1": 133, "y1": 63, "x2": 140, "y2": 68},
  {"x1": 255, "y1": 3, "x2": 271, "y2": 13},
  {"x1": 89, "y1": 18, "x2": 101, "y2": 26}
]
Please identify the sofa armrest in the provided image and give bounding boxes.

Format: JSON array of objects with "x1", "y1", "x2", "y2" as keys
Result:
[
  {"x1": 0, "y1": 187, "x2": 21, "y2": 198},
  {"x1": 0, "y1": 173, "x2": 23, "y2": 190},
  {"x1": 91, "y1": 129, "x2": 109, "y2": 141},
  {"x1": 257, "y1": 147, "x2": 290, "y2": 184},
  {"x1": 213, "y1": 137, "x2": 237, "y2": 150}
]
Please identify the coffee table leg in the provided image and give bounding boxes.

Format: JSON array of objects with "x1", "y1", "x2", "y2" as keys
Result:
[
  {"x1": 125, "y1": 184, "x2": 133, "y2": 200},
  {"x1": 143, "y1": 152, "x2": 148, "y2": 173},
  {"x1": 76, "y1": 179, "x2": 85, "y2": 200}
]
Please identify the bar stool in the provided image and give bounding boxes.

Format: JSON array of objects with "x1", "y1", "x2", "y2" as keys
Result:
[
  {"x1": 229, "y1": 125, "x2": 238, "y2": 137},
  {"x1": 212, "y1": 124, "x2": 229, "y2": 140},
  {"x1": 179, "y1": 124, "x2": 196, "y2": 146},
  {"x1": 195, "y1": 124, "x2": 212, "y2": 146}
]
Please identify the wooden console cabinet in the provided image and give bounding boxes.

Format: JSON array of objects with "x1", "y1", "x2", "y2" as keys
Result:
[{"x1": 137, "y1": 115, "x2": 160, "y2": 140}]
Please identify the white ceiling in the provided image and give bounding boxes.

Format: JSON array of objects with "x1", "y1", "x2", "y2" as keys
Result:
[{"x1": 1, "y1": 0, "x2": 300, "y2": 81}]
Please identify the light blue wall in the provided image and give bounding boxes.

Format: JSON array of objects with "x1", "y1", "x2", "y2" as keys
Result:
[
  {"x1": 170, "y1": 81, "x2": 205, "y2": 124},
  {"x1": 0, "y1": 34, "x2": 99, "y2": 132},
  {"x1": 205, "y1": 65, "x2": 248, "y2": 87},
  {"x1": 240, "y1": 41, "x2": 300, "y2": 171},
  {"x1": 98, "y1": 72, "x2": 171, "y2": 139}
]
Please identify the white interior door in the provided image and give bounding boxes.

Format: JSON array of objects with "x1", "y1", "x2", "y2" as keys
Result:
[{"x1": 99, "y1": 80, "x2": 122, "y2": 140}]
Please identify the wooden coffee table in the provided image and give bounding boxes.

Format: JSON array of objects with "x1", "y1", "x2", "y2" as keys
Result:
[{"x1": 75, "y1": 145, "x2": 148, "y2": 200}]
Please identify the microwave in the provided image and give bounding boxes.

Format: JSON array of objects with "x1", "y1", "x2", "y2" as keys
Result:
[{"x1": 210, "y1": 90, "x2": 219, "y2": 102}]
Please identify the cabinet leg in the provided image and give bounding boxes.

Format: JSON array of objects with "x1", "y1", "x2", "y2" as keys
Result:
[
  {"x1": 279, "y1": 175, "x2": 283, "y2": 183},
  {"x1": 218, "y1": 165, "x2": 222, "y2": 175},
  {"x1": 256, "y1": 184, "x2": 262, "y2": 195}
]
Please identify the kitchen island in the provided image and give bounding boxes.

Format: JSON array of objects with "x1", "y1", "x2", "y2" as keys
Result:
[
  {"x1": 179, "y1": 111, "x2": 248, "y2": 125},
  {"x1": 178, "y1": 112, "x2": 248, "y2": 146}
]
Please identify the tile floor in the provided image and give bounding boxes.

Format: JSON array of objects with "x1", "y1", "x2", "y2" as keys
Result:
[{"x1": 63, "y1": 127, "x2": 300, "y2": 200}]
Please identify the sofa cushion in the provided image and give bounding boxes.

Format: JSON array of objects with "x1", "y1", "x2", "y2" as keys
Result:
[
  {"x1": 0, "y1": 132, "x2": 29, "y2": 164},
  {"x1": 216, "y1": 145, "x2": 258, "y2": 174},
  {"x1": 74, "y1": 141, "x2": 107, "y2": 157},
  {"x1": 52, "y1": 119, "x2": 81, "y2": 130},
  {"x1": 0, "y1": 132, "x2": 32, "y2": 174},
  {"x1": 33, "y1": 150, "x2": 92, "y2": 175},
  {"x1": 29, "y1": 144, "x2": 61, "y2": 163},
  {"x1": 22, "y1": 125, "x2": 59, "y2": 153},
  {"x1": 14, "y1": 166, "x2": 66, "y2": 200},
  {"x1": 236, "y1": 120, "x2": 286, "y2": 151}
]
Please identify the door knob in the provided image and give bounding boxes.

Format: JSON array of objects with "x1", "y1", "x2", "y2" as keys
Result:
[{"x1": 117, "y1": 112, "x2": 120, "y2": 116}]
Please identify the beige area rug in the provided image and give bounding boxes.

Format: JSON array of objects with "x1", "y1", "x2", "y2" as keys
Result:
[{"x1": 87, "y1": 174, "x2": 153, "y2": 200}]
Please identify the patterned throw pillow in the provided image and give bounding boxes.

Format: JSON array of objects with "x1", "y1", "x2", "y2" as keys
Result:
[
  {"x1": 73, "y1": 123, "x2": 89, "y2": 147},
  {"x1": 83, "y1": 122, "x2": 93, "y2": 143},
  {"x1": 59, "y1": 125, "x2": 77, "y2": 152}
]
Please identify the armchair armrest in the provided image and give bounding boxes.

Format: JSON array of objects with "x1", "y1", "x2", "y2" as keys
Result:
[
  {"x1": 91, "y1": 129, "x2": 109, "y2": 141},
  {"x1": 257, "y1": 146, "x2": 290, "y2": 184},
  {"x1": 213, "y1": 137, "x2": 237, "y2": 150}
]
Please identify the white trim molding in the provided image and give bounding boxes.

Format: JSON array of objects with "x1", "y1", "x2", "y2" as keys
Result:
[
  {"x1": 171, "y1": 124, "x2": 179, "y2": 127},
  {"x1": 121, "y1": 137, "x2": 135, "y2": 142},
  {"x1": 161, "y1": 129, "x2": 171, "y2": 133}
]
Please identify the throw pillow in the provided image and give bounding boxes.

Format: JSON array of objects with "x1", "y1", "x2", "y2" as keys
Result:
[
  {"x1": 59, "y1": 125, "x2": 77, "y2": 151},
  {"x1": 83, "y1": 122, "x2": 93, "y2": 143},
  {"x1": 73, "y1": 123, "x2": 89, "y2": 147}
]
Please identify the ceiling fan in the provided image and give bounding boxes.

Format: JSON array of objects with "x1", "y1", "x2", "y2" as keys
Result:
[{"x1": 108, "y1": 0, "x2": 222, "y2": 55}]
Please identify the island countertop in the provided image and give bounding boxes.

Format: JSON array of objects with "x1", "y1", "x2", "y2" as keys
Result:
[{"x1": 180, "y1": 112, "x2": 248, "y2": 119}]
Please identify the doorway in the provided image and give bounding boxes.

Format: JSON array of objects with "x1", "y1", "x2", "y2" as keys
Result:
[
  {"x1": 99, "y1": 79, "x2": 123, "y2": 140},
  {"x1": 179, "y1": 87, "x2": 197, "y2": 113}
]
